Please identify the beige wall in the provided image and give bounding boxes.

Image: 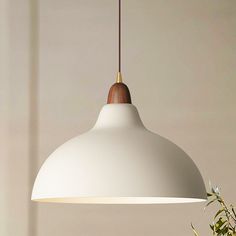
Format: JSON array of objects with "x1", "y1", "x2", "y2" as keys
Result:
[
  {"x1": 0, "y1": 0, "x2": 31, "y2": 235},
  {"x1": 1, "y1": 0, "x2": 236, "y2": 236}
]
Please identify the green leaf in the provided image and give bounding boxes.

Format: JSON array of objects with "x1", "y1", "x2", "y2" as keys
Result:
[
  {"x1": 205, "y1": 199, "x2": 216, "y2": 210},
  {"x1": 213, "y1": 186, "x2": 220, "y2": 195},
  {"x1": 215, "y1": 217, "x2": 227, "y2": 231},
  {"x1": 191, "y1": 223, "x2": 200, "y2": 236},
  {"x1": 210, "y1": 224, "x2": 215, "y2": 231},
  {"x1": 214, "y1": 209, "x2": 225, "y2": 219},
  {"x1": 231, "y1": 206, "x2": 236, "y2": 218},
  {"x1": 232, "y1": 226, "x2": 236, "y2": 234},
  {"x1": 221, "y1": 225, "x2": 229, "y2": 235},
  {"x1": 217, "y1": 198, "x2": 224, "y2": 204}
]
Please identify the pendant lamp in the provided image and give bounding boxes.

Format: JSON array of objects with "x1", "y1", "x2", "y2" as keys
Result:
[{"x1": 32, "y1": 0, "x2": 206, "y2": 204}]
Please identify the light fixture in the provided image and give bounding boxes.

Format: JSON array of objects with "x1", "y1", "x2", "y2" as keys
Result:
[{"x1": 32, "y1": 0, "x2": 206, "y2": 204}]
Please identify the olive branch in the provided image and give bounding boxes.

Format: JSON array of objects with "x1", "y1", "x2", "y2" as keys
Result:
[{"x1": 191, "y1": 185, "x2": 236, "y2": 236}]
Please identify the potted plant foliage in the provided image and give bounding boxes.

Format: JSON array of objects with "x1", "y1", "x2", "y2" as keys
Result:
[{"x1": 191, "y1": 186, "x2": 236, "y2": 236}]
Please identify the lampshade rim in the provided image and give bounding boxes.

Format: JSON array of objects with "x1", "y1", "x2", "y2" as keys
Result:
[{"x1": 31, "y1": 196, "x2": 207, "y2": 204}]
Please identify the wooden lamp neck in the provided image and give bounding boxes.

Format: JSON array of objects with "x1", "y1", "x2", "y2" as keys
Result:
[{"x1": 107, "y1": 72, "x2": 132, "y2": 104}]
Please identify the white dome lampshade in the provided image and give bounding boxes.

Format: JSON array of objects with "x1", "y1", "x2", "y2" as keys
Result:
[
  {"x1": 32, "y1": 0, "x2": 206, "y2": 204},
  {"x1": 31, "y1": 75, "x2": 206, "y2": 204}
]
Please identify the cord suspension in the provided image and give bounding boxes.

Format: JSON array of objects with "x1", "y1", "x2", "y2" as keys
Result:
[{"x1": 118, "y1": 0, "x2": 121, "y2": 73}]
